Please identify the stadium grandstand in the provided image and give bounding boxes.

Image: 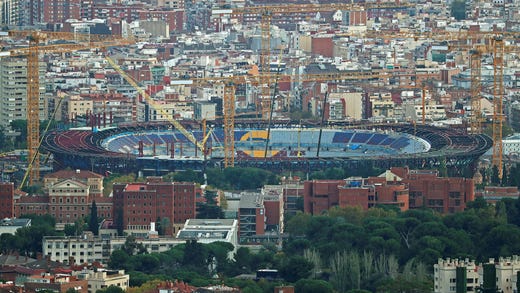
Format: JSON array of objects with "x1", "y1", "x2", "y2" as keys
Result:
[{"x1": 41, "y1": 122, "x2": 492, "y2": 176}]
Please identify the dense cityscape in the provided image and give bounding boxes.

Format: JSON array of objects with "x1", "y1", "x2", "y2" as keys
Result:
[{"x1": 1, "y1": 0, "x2": 520, "y2": 292}]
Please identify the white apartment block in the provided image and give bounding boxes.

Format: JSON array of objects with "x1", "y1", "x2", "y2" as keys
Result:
[
  {"x1": 435, "y1": 256, "x2": 520, "y2": 293},
  {"x1": 434, "y1": 258, "x2": 480, "y2": 293},
  {"x1": 75, "y1": 269, "x2": 130, "y2": 293},
  {"x1": 43, "y1": 234, "x2": 185, "y2": 265},
  {"x1": 487, "y1": 256, "x2": 520, "y2": 293},
  {"x1": 45, "y1": 220, "x2": 239, "y2": 265}
]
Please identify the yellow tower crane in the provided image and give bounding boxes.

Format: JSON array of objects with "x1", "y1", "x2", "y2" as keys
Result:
[
  {"x1": 173, "y1": 69, "x2": 392, "y2": 167},
  {"x1": 230, "y1": 2, "x2": 414, "y2": 119},
  {"x1": 2, "y1": 30, "x2": 133, "y2": 187}
]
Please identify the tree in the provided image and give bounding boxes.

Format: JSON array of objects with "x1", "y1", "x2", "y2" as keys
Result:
[
  {"x1": 10, "y1": 120, "x2": 27, "y2": 148},
  {"x1": 279, "y1": 256, "x2": 313, "y2": 282},
  {"x1": 331, "y1": 251, "x2": 356, "y2": 292},
  {"x1": 0, "y1": 126, "x2": 13, "y2": 152},
  {"x1": 182, "y1": 240, "x2": 209, "y2": 275},
  {"x1": 294, "y1": 279, "x2": 334, "y2": 293},
  {"x1": 122, "y1": 235, "x2": 146, "y2": 256},
  {"x1": 96, "y1": 285, "x2": 125, "y2": 293},
  {"x1": 108, "y1": 250, "x2": 131, "y2": 270},
  {"x1": 450, "y1": 0, "x2": 466, "y2": 20},
  {"x1": 89, "y1": 201, "x2": 99, "y2": 235}
]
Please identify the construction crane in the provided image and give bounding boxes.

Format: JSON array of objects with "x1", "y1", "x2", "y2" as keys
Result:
[
  {"x1": 2, "y1": 30, "x2": 133, "y2": 186},
  {"x1": 451, "y1": 36, "x2": 519, "y2": 180},
  {"x1": 174, "y1": 70, "x2": 393, "y2": 167},
  {"x1": 336, "y1": 28, "x2": 520, "y2": 180},
  {"x1": 106, "y1": 56, "x2": 213, "y2": 155},
  {"x1": 229, "y1": 2, "x2": 414, "y2": 118}
]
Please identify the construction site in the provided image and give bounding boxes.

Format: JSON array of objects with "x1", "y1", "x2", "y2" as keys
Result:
[{"x1": 0, "y1": 0, "x2": 518, "y2": 186}]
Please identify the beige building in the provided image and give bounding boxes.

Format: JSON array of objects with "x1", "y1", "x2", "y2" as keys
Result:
[
  {"x1": 145, "y1": 100, "x2": 193, "y2": 121},
  {"x1": 60, "y1": 94, "x2": 94, "y2": 122},
  {"x1": 299, "y1": 34, "x2": 312, "y2": 53},
  {"x1": 403, "y1": 98, "x2": 446, "y2": 122},
  {"x1": 329, "y1": 92, "x2": 363, "y2": 120},
  {"x1": 370, "y1": 93, "x2": 395, "y2": 119},
  {"x1": 75, "y1": 269, "x2": 129, "y2": 293},
  {"x1": 44, "y1": 170, "x2": 104, "y2": 196}
]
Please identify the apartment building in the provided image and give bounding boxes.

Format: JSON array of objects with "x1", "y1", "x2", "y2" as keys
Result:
[
  {"x1": 434, "y1": 258, "x2": 480, "y2": 293},
  {"x1": 304, "y1": 176, "x2": 410, "y2": 215},
  {"x1": 303, "y1": 168, "x2": 473, "y2": 215},
  {"x1": 0, "y1": 58, "x2": 46, "y2": 129},
  {"x1": 435, "y1": 256, "x2": 520, "y2": 293},
  {"x1": 75, "y1": 269, "x2": 129, "y2": 293},
  {"x1": 43, "y1": 234, "x2": 183, "y2": 265},
  {"x1": 238, "y1": 192, "x2": 265, "y2": 243}
]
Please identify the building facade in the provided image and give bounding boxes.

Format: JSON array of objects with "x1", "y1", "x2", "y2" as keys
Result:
[
  {"x1": 0, "y1": 58, "x2": 46, "y2": 129},
  {"x1": 112, "y1": 178, "x2": 196, "y2": 235},
  {"x1": 434, "y1": 258, "x2": 480, "y2": 293},
  {"x1": 0, "y1": 182, "x2": 14, "y2": 219},
  {"x1": 43, "y1": 234, "x2": 184, "y2": 265},
  {"x1": 238, "y1": 192, "x2": 265, "y2": 242},
  {"x1": 75, "y1": 269, "x2": 129, "y2": 293},
  {"x1": 392, "y1": 167, "x2": 475, "y2": 213},
  {"x1": 14, "y1": 170, "x2": 109, "y2": 226}
]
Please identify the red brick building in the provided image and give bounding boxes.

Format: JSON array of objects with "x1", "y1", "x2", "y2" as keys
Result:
[
  {"x1": 43, "y1": 0, "x2": 81, "y2": 24},
  {"x1": 112, "y1": 178, "x2": 196, "y2": 234},
  {"x1": 0, "y1": 182, "x2": 14, "y2": 219},
  {"x1": 390, "y1": 167, "x2": 474, "y2": 213},
  {"x1": 476, "y1": 186, "x2": 520, "y2": 204},
  {"x1": 304, "y1": 168, "x2": 473, "y2": 214},
  {"x1": 311, "y1": 36, "x2": 334, "y2": 57},
  {"x1": 304, "y1": 176, "x2": 409, "y2": 215},
  {"x1": 338, "y1": 177, "x2": 409, "y2": 211},
  {"x1": 304, "y1": 180, "x2": 343, "y2": 215}
]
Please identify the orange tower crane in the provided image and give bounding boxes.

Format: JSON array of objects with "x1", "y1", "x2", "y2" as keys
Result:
[{"x1": 3, "y1": 31, "x2": 133, "y2": 186}]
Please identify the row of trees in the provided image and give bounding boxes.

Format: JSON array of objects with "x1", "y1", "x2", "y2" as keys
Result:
[{"x1": 116, "y1": 196, "x2": 512, "y2": 292}]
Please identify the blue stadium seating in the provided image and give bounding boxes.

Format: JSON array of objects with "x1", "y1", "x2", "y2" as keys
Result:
[
  {"x1": 332, "y1": 132, "x2": 353, "y2": 143},
  {"x1": 351, "y1": 133, "x2": 372, "y2": 143}
]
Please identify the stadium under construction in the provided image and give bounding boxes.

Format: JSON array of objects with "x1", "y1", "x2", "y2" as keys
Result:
[{"x1": 41, "y1": 121, "x2": 493, "y2": 176}]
